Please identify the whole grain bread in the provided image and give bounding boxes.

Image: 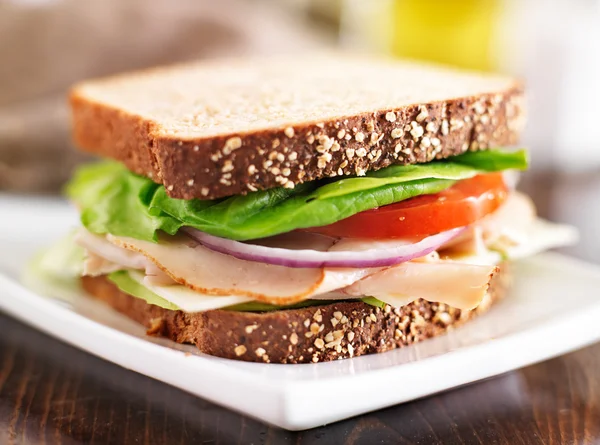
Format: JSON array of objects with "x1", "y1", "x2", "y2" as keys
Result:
[
  {"x1": 70, "y1": 54, "x2": 525, "y2": 200},
  {"x1": 81, "y1": 265, "x2": 510, "y2": 364}
]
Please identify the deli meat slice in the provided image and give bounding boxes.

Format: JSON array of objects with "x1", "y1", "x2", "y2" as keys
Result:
[
  {"x1": 106, "y1": 234, "x2": 378, "y2": 305},
  {"x1": 82, "y1": 252, "x2": 123, "y2": 277},
  {"x1": 81, "y1": 227, "x2": 500, "y2": 308},
  {"x1": 479, "y1": 192, "x2": 536, "y2": 245},
  {"x1": 76, "y1": 230, "x2": 149, "y2": 272},
  {"x1": 342, "y1": 261, "x2": 498, "y2": 310},
  {"x1": 77, "y1": 229, "x2": 174, "y2": 284}
]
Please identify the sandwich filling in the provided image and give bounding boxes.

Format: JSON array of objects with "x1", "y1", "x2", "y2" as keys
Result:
[{"x1": 35, "y1": 149, "x2": 576, "y2": 313}]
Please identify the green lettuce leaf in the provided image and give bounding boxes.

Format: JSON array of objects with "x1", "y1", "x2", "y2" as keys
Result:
[
  {"x1": 150, "y1": 177, "x2": 457, "y2": 240},
  {"x1": 360, "y1": 296, "x2": 388, "y2": 309},
  {"x1": 67, "y1": 149, "x2": 527, "y2": 241},
  {"x1": 107, "y1": 271, "x2": 181, "y2": 311},
  {"x1": 66, "y1": 163, "x2": 182, "y2": 242},
  {"x1": 21, "y1": 231, "x2": 85, "y2": 302},
  {"x1": 313, "y1": 149, "x2": 528, "y2": 200}
]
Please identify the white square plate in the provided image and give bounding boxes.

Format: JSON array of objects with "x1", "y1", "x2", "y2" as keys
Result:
[{"x1": 1, "y1": 195, "x2": 600, "y2": 430}]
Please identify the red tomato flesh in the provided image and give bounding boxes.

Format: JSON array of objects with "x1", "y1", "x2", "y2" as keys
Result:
[{"x1": 306, "y1": 173, "x2": 508, "y2": 239}]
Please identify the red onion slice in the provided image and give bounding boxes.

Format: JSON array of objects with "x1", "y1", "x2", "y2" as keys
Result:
[{"x1": 181, "y1": 227, "x2": 466, "y2": 268}]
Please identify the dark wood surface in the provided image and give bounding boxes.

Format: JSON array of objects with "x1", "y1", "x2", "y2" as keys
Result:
[{"x1": 1, "y1": 170, "x2": 599, "y2": 445}]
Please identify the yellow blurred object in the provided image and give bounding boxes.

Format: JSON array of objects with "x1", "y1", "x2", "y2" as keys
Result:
[
  {"x1": 350, "y1": 0, "x2": 502, "y2": 71},
  {"x1": 392, "y1": 0, "x2": 501, "y2": 71}
]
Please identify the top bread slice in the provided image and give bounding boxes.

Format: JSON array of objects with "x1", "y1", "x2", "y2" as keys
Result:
[{"x1": 70, "y1": 54, "x2": 525, "y2": 200}]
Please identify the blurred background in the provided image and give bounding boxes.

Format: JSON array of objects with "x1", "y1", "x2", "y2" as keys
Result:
[{"x1": 1, "y1": 0, "x2": 599, "y2": 259}]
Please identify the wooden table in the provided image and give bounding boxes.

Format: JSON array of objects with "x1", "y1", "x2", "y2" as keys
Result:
[{"x1": 1, "y1": 170, "x2": 599, "y2": 445}]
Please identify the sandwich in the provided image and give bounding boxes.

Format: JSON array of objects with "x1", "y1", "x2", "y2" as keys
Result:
[{"x1": 32, "y1": 54, "x2": 577, "y2": 363}]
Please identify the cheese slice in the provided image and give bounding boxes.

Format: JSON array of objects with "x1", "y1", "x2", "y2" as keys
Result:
[{"x1": 128, "y1": 271, "x2": 253, "y2": 312}]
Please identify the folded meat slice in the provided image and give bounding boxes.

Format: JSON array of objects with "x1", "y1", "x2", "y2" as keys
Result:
[
  {"x1": 438, "y1": 192, "x2": 536, "y2": 263},
  {"x1": 83, "y1": 252, "x2": 123, "y2": 277},
  {"x1": 479, "y1": 191, "x2": 536, "y2": 245},
  {"x1": 77, "y1": 229, "x2": 174, "y2": 284},
  {"x1": 342, "y1": 261, "x2": 498, "y2": 310},
  {"x1": 107, "y1": 233, "x2": 378, "y2": 305},
  {"x1": 76, "y1": 230, "x2": 148, "y2": 272}
]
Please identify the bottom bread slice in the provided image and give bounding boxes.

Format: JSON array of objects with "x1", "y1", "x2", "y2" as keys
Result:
[{"x1": 82, "y1": 266, "x2": 510, "y2": 364}]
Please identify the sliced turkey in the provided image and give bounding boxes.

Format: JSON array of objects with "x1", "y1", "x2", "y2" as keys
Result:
[
  {"x1": 341, "y1": 261, "x2": 498, "y2": 310},
  {"x1": 76, "y1": 229, "x2": 174, "y2": 284},
  {"x1": 106, "y1": 233, "x2": 379, "y2": 305}
]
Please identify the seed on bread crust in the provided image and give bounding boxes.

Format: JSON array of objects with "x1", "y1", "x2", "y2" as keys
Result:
[{"x1": 234, "y1": 345, "x2": 247, "y2": 356}]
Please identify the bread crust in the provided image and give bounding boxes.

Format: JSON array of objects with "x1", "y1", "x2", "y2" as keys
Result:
[
  {"x1": 71, "y1": 82, "x2": 525, "y2": 200},
  {"x1": 81, "y1": 265, "x2": 510, "y2": 364}
]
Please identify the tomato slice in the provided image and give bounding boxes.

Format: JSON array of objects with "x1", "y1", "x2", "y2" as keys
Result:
[{"x1": 306, "y1": 173, "x2": 508, "y2": 239}]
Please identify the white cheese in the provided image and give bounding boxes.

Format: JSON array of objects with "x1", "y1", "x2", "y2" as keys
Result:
[{"x1": 128, "y1": 271, "x2": 253, "y2": 312}]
